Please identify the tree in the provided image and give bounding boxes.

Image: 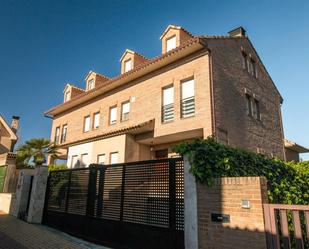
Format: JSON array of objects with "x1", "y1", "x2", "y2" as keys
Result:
[{"x1": 16, "y1": 138, "x2": 59, "y2": 167}]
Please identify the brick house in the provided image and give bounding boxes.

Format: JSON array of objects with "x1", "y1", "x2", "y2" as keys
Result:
[{"x1": 45, "y1": 25, "x2": 287, "y2": 168}]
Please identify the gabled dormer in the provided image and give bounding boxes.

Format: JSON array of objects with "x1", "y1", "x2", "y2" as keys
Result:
[
  {"x1": 63, "y1": 84, "x2": 85, "y2": 103},
  {"x1": 120, "y1": 49, "x2": 148, "y2": 74},
  {"x1": 160, "y1": 25, "x2": 193, "y2": 54},
  {"x1": 85, "y1": 71, "x2": 110, "y2": 91}
]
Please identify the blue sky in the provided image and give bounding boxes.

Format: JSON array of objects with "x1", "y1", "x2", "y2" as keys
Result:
[{"x1": 0, "y1": 0, "x2": 308, "y2": 158}]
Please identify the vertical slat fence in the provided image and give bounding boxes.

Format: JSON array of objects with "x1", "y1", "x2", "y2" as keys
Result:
[{"x1": 264, "y1": 204, "x2": 309, "y2": 249}]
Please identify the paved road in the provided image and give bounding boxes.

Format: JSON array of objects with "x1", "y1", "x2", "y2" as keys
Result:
[{"x1": 0, "y1": 212, "x2": 109, "y2": 249}]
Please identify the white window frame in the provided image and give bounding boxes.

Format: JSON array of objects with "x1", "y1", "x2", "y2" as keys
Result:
[
  {"x1": 162, "y1": 85, "x2": 174, "y2": 122},
  {"x1": 124, "y1": 59, "x2": 132, "y2": 73},
  {"x1": 121, "y1": 101, "x2": 130, "y2": 121},
  {"x1": 55, "y1": 127, "x2": 60, "y2": 144},
  {"x1": 97, "y1": 154, "x2": 105, "y2": 165},
  {"x1": 80, "y1": 153, "x2": 89, "y2": 167},
  {"x1": 64, "y1": 91, "x2": 70, "y2": 102},
  {"x1": 110, "y1": 152, "x2": 119, "y2": 164},
  {"x1": 84, "y1": 116, "x2": 91, "y2": 132},
  {"x1": 110, "y1": 106, "x2": 117, "y2": 125},
  {"x1": 166, "y1": 36, "x2": 176, "y2": 52},
  {"x1": 88, "y1": 79, "x2": 94, "y2": 90},
  {"x1": 71, "y1": 155, "x2": 79, "y2": 168},
  {"x1": 181, "y1": 78, "x2": 195, "y2": 118},
  {"x1": 93, "y1": 112, "x2": 100, "y2": 129},
  {"x1": 61, "y1": 124, "x2": 67, "y2": 143}
]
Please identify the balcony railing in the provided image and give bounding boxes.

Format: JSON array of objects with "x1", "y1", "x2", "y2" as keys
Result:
[
  {"x1": 181, "y1": 97, "x2": 195, "y2": 118},
  {"x1": 162, "y1": 103, "x2": 174, "y2": 122}
]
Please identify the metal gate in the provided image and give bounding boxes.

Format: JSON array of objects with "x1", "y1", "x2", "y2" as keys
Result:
[{"x1": 43, "y1": 158, "x2": 184, "y2": 249}]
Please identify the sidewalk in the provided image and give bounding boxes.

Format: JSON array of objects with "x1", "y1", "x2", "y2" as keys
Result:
[{"x1": 0, "y1": 212, "x2": 109, "y2": 249}]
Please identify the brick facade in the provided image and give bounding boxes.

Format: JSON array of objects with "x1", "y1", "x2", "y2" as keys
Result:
[
  {"x1": 46, "y1": 25, "x2": 286, "y2": 166},
  {"x1": 197, "y1": 177, "x2": 268, "y2": 249}
]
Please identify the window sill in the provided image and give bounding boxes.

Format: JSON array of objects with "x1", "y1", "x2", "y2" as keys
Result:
[
  {"x1": 161, "y1": 120, "x2": 174, "y2": 124},
  {"x1": 181, "y1": 114, "x2": 195, "y2": 120}
]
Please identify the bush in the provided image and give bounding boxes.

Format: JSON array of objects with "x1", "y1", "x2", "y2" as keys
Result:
[
  {"x1": 173, "y1": 137, "x2": 309, "y2": 205},
  {"x1": 48, "y1": 164, "x2": 67, "y2": 172}
]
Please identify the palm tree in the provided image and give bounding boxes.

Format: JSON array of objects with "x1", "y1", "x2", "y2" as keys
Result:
[{"x1": 16, "y1": 138, "x2": 59, "y2": 167}]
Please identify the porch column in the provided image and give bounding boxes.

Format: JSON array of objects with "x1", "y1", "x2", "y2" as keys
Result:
[{"x1": 184, "y1": 156, "x2": 199, "y2": 249}]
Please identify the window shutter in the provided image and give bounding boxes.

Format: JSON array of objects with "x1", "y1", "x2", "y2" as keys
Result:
[
  {"x1": 94, "y1": 113, "x2": 100, "y2": 128},
  {"x1": 110, "y1": 152, "x2": 119, "y2": 164},
  {"x1": 125, "y1": 59, "x2": 132, "y2": 72},
  {"x1": 122, "y1": 102, "x2": 130, "y2": 114},
  {"x1": 182, "y1": 79, "x2": 195, "y2": 99},
  {"x1": 166, "y1": 36, "x2": 176, "y2": 52},
  {"x1": 84, "y1": 116, "x2": 90, "y2": 132},
  {"x1": 163, "y1": 86, "x2": 174, "y2": 105},
  {"x1": 110, "y1": 107, "x2": 117, "y2": 123}
]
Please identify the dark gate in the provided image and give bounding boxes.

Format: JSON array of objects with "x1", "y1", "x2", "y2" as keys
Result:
[{"x1": 43, "y1": 158, "x2": 184, "y2": 249}]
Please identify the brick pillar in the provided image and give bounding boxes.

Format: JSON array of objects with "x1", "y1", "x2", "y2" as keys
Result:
[
  {"x1": 197, "y1": 177, "x2": 268, "y2": 249},
  {"x1": 26, "y1": 165, "x2": 49, "y2": 224}
]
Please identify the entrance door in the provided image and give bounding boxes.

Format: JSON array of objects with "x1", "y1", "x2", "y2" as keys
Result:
[{"x1": 155, "y1": 149, "x2": 168, "y2": 159}]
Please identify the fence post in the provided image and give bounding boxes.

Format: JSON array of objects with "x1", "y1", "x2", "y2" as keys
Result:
[
  {"x1": 65, "y1": 171, "x2": 72, "y2": 212},
  {"x1": 96, "y1": 168, "x2": 105, "y2": 217},
  {"x1": 120, "y1": 164, "x2": 126, "y2": 221},
  {"x1": 184, "y1": 155, "x2": 198, "y2": 249},
  {"x1": 86, "y1": 166, "x2": 97, "y2": 217}
]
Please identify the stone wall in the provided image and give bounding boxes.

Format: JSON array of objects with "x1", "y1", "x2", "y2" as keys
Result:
[{"x1": 197, "y1": 177, "x2": 268, "y2": 249}]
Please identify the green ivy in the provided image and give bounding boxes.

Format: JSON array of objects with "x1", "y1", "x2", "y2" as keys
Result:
[{"x1": 173, "y1": 137, "x2": 309, "y2": 205}]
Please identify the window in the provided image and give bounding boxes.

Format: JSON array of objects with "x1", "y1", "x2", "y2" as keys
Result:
[
  {"x1": 64, "y1": 91, "x2": 70, "y2": 102},
  {"x1": 155, "y1": 149, "x2": 168, "y2": 159},
  {"x1": 61, "y1": 125, "x2": 67, "y2": 143},
  {"x1": 252, "y1": 99, "x2": 261, "y2": 120},
  {"x1": 54, "y1": 127, "x2": 60, "y2": 144},
  {"x1": 124, "y1": 59, "x2": 132, "y2": 73},
  {"x1": 246, "y1": 94, "x2": 261, "y2": 120},
  {"x1": 88, "y1": 79, "x2": 94, "y2": 90},
  {"x1": 97, "y1": 154, "x2": 105, "y2": 165},
  {"x1": 181, "y1": 79, "x2": 195, "y2": 118},
  {"x1": 121, "y1": 101, "x2": 130, "y2": 121},
  {"x1": 71, "y1": 155, "x2": 79, "y2": 168},
  {"x1": 162, "y1": 85, "x2": 174, "y2": 122},
  {"x1": 109, "y1": 106, "x2": 117, "y2": 125},
  {"x1": 242, "y1": 52, "x2": 258, "y2": 78},
  {"x1": 166, "y1": 36, "x2": 176, "y2": 52},
  {"x1": 217, "y1": 129, "x2": 229, "y2": 145},
  {"x1": 81, "y1": 153, "x2": 89, "y2": 167},
  {"x1": 245, "y1": 94, "x2": 253, "y2": 116},
  {"x1": 110, "y1": 152, "x2": 119, "y2": 164},
  {"x1": 93, "y1": 112, "x2": 100, "y2": 129},
  {"x1": 84, "y1": 116, "x2": 90, "y2": 132}
]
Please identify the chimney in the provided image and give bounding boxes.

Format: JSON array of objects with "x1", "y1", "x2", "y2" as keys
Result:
[
  {"x1": 11, "y1": 116, "x2": 20, "y2": 133},
  {"x1": 228, "y1": 26, "x2": 246, "y2": 38}
]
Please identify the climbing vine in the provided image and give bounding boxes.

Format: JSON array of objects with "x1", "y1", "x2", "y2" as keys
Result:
[{"x1": 173, "y1": 137, "x2": 309, "y2": 205}]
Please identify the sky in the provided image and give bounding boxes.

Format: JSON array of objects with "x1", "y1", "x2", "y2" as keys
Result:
[{"x1": 0, "y1": 0, "x2": 308, "y2": 159}]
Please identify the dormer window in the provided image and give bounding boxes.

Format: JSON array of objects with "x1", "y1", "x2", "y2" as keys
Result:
[
  {"x1": 88, "y1": 79, "x2": 94, "y2": 90},
  {"x1": 160, "y1": 25, "x2": 193, "y2": 54},
  {"x1": 166, "y1": 36, "x2": 176, "y2": 52},
  {"x1": 64, "y1": 91, "x2": 70, "y2": 102},
  {"x1": 124, "y1": 59, "x2": 132, "y2": 73}
]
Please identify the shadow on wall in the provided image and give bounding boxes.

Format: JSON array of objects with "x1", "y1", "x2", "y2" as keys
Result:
[{"x1": 197, "y1": 177, "x2": 269, "y2": 249}]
